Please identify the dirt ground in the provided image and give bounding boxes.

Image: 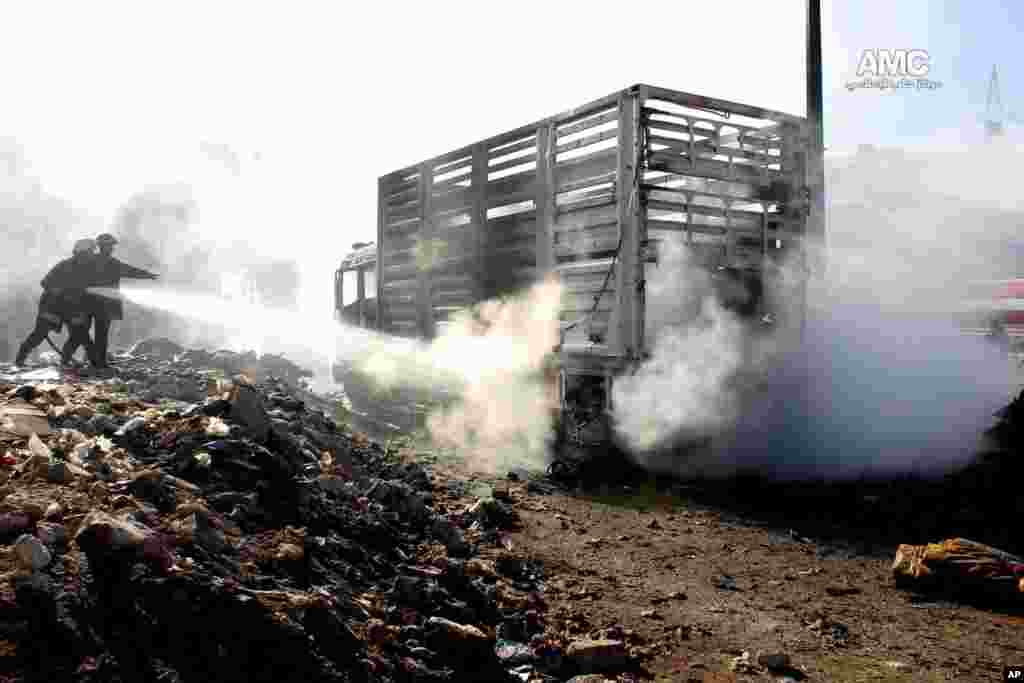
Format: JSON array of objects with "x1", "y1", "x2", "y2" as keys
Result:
[{"x1": 423, "y1": 459, "x2": 1024, "y2": 683}]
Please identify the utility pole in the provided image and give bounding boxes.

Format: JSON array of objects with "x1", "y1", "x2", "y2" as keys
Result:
[{"x1": 803, "y1": 0, "x2": 826, "y2": 337}]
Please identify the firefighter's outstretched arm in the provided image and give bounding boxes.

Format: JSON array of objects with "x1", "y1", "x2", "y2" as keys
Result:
[{"x1": 115, "y1": 259, "x2": 159, "y2": 280}]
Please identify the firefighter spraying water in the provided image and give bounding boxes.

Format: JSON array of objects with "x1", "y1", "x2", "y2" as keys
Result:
[{"x1": 10, "y1": 234, "x2": 159, "y2": 370}]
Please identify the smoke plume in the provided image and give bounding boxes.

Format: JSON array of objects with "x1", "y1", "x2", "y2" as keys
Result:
[
  {"x1": 614, "y1": 143, "x2": 1020, "y2": 481},
  {"x1": 611, "y1": 239, "x2": 756, "y2": 453},
  {"x1": 356, "y1": 277, "x2": 563, "y2": 475}
]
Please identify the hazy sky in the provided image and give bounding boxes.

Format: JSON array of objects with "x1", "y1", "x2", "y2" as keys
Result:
[{"x1": 1, "y1": 0, "x2": 1021, "y2": 307}]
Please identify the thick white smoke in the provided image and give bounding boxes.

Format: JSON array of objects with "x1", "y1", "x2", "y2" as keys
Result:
[
  {"x1": 613, "y1": 143, "x2": 1021, "y2": 481},
  {"x1": 356, "y1": 277, "x2": 563, "y2": 474},
  {"x1": 611, "y1": 239, "x2": 755, "y2": 453}
]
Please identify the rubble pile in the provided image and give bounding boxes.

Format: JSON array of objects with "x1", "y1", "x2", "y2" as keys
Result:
[
  {"x1": 0, "y1": 354, "x2": 570, "y2": 683},
  {"x1": 120, "y1": 337, "x2": 315, "y2": 389}
]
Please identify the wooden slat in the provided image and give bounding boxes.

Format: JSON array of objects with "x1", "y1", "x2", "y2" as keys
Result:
[
  {"x1": 558, "y1": 182, "x2": 616, "y2": 204},
  {"x1": 429, "y1": 252, "x2": 475, "y2": 271},
  {"x1": 383, "y1": 282, "x2": 419, "y2": 296},
  {"x1": 645, "y1": 118, "x2": 782, "y2": 152},
  {"x1": 431, "y1": 171, "x2": 472, "y2": 193},
  {"x1": 382, "y1": 293, "x2": 417, "y2": 308},
  {"x1": 554, "y1": 238, "x2": 620, "y2": 259},
  {"x1": 648, "y1": 150, "x2": 780, "y2": 183},
  {"x1": 556, "y1": 127, "x2": 619, "y2": 155},
  {"x1": 556, "y1": 221, "x2": 618, "y2": 243},
  {"x1": 488, "y1": 211, "x2": 537, "y2": 232},
  {"x1": 643, "y1": 183, "x2": 764, "y2": 205},
  {"x1": 384, "y1": 220, "x2": 421, "y2": 237},
  {"x1": 386, "y1": 186, "x2": 420, "y2": 205},
  {"x1": 557, "y1": 171, "x2": 617, "y2": 196},
  {"x1": 431, "y1": 178, "x2": 472, "y2": 200},
  {"x1": 487, "y1": 188, "x2": 536, "y2": 210},
  {"x1": 487, "y1": 169, "x2": 536, "y2": 197},
  {"x1": 381, "y1": 248, "x2": 416, "y2": 266},
  {"x1": 561, "y1": 278, "x2": 619, "y2": 295},
  {"x1": 643, "y1": 217, "x2": 785, "y2": 239},
  {"x1": 433, "y1": 155, "x2": 473, "y2": 175},
  {"x1": 557, "y1": 108, "x2": 619, "y2": 138},
  {"x1": 644, "y1": 105, "x2": 770, "y2": 137},
  {"x1": 554, "y1": 149, "x2": 618, "y2": 192},
  {"x1": 557, "y1": 195, "x2": 616, "y2": 215},
  {"x1": 384, "y1": 262, "x2": 420, "y2": 280},
  {"x1": 555, "y1": 202, "x2": 618, "y2": 229},
  {"x1": 429, "y1": 274, "x2": 475, "y2": 290},
  {"x1": 388, "y1": 203, "x2": 421, "y2": 223},
  {"x1": 648, "y1": 135, "x2": 781, "y2": 165},
  {"x1": 431, "y1": 229, "x2": 475, "y2": 254},
  {"x1": 380, "y1": 89, "x2": 626, "y2": 190},
  {"x1": 383, "y1": 177, "x2": 419, "y2": 196},
  {"x1": 555, "y1": 256, "x2": 617, "y2": 275},
  {"x1": 719, "y1": 123, "x2": 781, "y2": 146},
  {"x1": 646, "y1": 198, "x2": 767, "y2": 226},
  {"x1": 489, "y1": 154, "x2": 537, "y2": 175},
  {"x1": 642, "y1": 85, "x2": 804, "y2": 125},
  {"x1": 430, "y1": 196, "x2": 473, "y2": 219},
  {"x1": 379, "y1": 233, "x2": 418, "y2": 252},
  {"x1": 490, "y1": 136, "x2": 537, "y2": 158}
]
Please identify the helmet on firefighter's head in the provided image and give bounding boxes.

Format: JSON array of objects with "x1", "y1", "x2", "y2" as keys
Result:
[
  {"x1": 73, "y1": 238, "x2": 96, "y2": 255},
  {"x1": 96, "y1": 233, "x2": 118, "y2": 247}
]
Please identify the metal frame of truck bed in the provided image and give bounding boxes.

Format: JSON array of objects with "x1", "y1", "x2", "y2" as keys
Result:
[{"x1": 345, "y1": 83, "x2": 815, "y2": 442}]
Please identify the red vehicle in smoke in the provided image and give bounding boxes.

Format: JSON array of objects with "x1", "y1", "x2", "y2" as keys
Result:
[{"x1": 960, "y1": 278, "x2": 1024, "y2": 348}]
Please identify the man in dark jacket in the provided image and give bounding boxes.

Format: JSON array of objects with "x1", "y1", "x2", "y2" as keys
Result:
[
  {"x1": 14, "y1": 239, "x2": 101, "y2": 367},
  {"x1": 89, "y1": 233, "x2": 158, "y2": 368}
]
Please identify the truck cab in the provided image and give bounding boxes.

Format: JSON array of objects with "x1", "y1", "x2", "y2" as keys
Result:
[{"x1": 334, "y1": 242, "x2": 378, "y2": 328}]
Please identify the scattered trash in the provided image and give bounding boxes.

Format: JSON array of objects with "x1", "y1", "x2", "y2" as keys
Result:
[
  {"x1": 893, "y1": 537, "x2": 1024, "y2": 599},
  {"x1": 714, "y1": 574, "x2": 739, "y2": 591},
  {"x1": 495, "y1": 639, "x2": 535, "y2": 667},
  {"x1": 729, "y1": 651, "x2": 759, "y2": 674},
  {"x1": 13, "y1": 533, "x2": 52, "y2": 571},
  {"x1": 564, "y1": 638, "x2": 627, "y2": 674},
  {"x1": 757, "y1": 652, "x2": 792, "y2": 672},
  {"x1": 826, "y1": 622, "x2": 850, "y2": 647}
]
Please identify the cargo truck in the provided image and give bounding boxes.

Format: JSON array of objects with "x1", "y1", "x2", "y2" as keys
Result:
[{"x1": 334, "y1": 83, "x2": 820, "y2": 444}]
